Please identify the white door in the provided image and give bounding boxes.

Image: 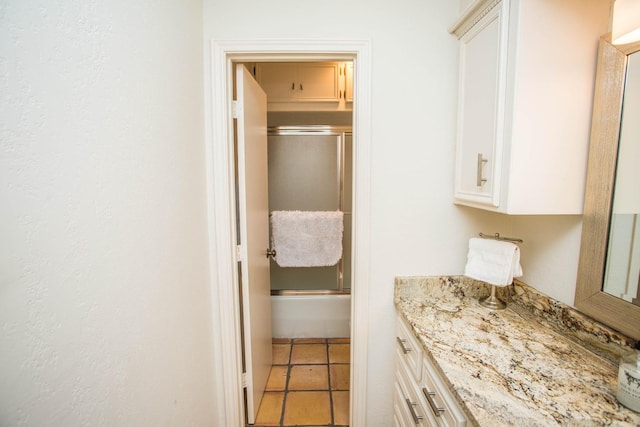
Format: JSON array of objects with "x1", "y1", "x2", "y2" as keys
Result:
[{"x1": 235, "y1": 64, "x2": 273, "y2": 425}]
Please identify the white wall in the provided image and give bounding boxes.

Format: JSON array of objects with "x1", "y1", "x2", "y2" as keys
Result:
[
  {"x1": 511, "y1": 215, "x2": 584, "y2": 305},
  {"x1": 202, "y1": 1, "x2": 492, "y2": 425},
  {"x1": 0, "y1": 1, "x2": 215, "y2": 425},
  {"x1": 204, "y1": 0, "x2": 604, "y2": 426},
  {"x1": 203, "y1": 0, "x2": 600, "y2": 424}
]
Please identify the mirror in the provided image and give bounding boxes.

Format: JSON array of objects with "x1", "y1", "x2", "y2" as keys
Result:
[
  {"x1": 603, "y1": 50, "x2": 640, "y2": 307},
  {"x1": 575, "y1": 36, "x2": 640, "y2": 340}
]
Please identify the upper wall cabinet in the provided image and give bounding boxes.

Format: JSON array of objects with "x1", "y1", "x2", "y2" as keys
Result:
[
  {"x1": 344, "y1": 61, "x2": 354, "y2": 103},
  {"x1": 449, "y1": 0, "x2": 610, "y2": 214},
  {"x1": 255, "y1": 62, "x2": 352, "y2": 112}
]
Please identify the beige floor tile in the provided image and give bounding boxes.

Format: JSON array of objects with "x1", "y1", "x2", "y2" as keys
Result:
[
  {"x1": 290, "y1": 344, "x2": 327, "y2": 364},
  {"x1": 330, "y1": 364, "x2": 350, "y2": 390},
  {"x1": 273, "y1": 344, "x2": 291, "y2": 365},
  {"x1": 266, "y1": 365, "x2": 288, "y2": 391},
  {"x1": 283, "y1": 391, "x2": 331, "y2": 425},
  {"x1": 328, "y1": 337, "x2": 351, "y2": 344},
  {"x1": 328, "y1": 343, "x2": 350, "y2": 364},
  {"x1": 255, "y1": 392, "x2": 284, "y2": 426},
  {"x1": 293, "y1": 338, "x2": 326, "y2": 344},
  {"x1": 332, "y1": 390, "x2": 350, "y2": 426},
  {"x1": 288, "y1": 365, "x2": 328, "y2": 390}
]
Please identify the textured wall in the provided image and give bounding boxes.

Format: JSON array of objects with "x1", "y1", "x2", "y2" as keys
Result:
[
  {"x1": 0, "y1": 1, "x2": 214, "y2": 425},
  {"x1": 203, "y1": 1, "x2": 463, "y2": 425}
]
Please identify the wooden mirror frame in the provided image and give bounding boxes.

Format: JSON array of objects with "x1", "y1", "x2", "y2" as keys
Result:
[{"x1": 575, "y1": 36, "x2": 640, "y2": 340}]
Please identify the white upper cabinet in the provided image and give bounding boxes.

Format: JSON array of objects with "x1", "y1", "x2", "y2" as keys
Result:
[
  {"x1": 255, "y1": 62, "x2": 352, "y2": 111},
  {"x1": 450, "y1": 0, "x2": 610, "y2": 214}
]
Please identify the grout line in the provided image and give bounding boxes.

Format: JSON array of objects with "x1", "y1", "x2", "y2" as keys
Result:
[
  {"x1": 277, "y1": 340, "x2": 293, "y2": 427},
  {"x1": 326, "y1": 341, "x2": 335, "y2": 426}
]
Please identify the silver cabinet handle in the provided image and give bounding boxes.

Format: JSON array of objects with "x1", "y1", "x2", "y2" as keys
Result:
[
  {"x1": 396, "y1": 337, "x2": 411, "y2": 354},
  {"x1": 422, "y1": 387, "x2": 445, "y2": 417},
  {"x1": 477, "y1": 153, "x2": 488, "y2": 187},
  {"x1": 405, "y1": 398, "x2": 423, "y2": 424}
]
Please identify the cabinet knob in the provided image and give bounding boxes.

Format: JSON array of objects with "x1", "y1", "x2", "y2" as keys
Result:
[
  {"x1": 291, "y1": 82, "x2": 295, "y2": 90},
  {"x1": 299, "y1": 83, "x2": 303, "y2": 91}
]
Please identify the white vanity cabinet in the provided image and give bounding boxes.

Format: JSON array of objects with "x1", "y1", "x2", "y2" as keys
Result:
[
  {"x1": 449, "y1": 0, "x2": 610, "y2": 214},
  {"x1": 395, "y1": 316, "x2": 468, "y2": 427}
]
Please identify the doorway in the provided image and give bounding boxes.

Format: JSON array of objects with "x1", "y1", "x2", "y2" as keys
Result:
[
  {"x1": 241, "y1": 64, "x2": 352, "y2": 423},
  {"x1": 207, "y1": 40, "x2": 371, "y2": 427}
]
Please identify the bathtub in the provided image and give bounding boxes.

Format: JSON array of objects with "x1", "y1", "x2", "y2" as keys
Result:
[{"x1": 271, "y1": 294, "x2": 351, "y2": 339}]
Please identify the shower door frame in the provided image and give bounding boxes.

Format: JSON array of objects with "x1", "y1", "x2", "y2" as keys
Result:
[
  {"x1": 268, "y1": 125, "x2": 352, "y2": 296},
  {"x1": 207, "y1": 40, "x2": 371, "y2": 427}
]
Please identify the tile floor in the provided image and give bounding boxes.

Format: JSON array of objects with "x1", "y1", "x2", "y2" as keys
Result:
[{"x1": 253, "y1": 338, "x2": 350, "y2": 427}]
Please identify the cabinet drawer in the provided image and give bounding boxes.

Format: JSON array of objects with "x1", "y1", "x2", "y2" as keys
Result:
[
  {"x1": 421, "y1": 357, "x2": 467, "y2": 427},
  {"x1": 394, "y1": 378, "x2": 415, "y2": 427},
  {"x1": 397, "y1": 317, "x2": 423, "y2": 380},
  {"x1": 395, "y1": 358, "x2": 438, "y2": 427}
]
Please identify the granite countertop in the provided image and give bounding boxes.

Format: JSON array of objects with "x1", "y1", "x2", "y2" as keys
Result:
[{"x1": 394, "y1": 276, "x2": 640, "y2": 426}]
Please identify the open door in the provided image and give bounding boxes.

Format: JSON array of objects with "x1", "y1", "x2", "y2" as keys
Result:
[{"x1": 235, "y1": 64, "x2": 273, "y2": 424}]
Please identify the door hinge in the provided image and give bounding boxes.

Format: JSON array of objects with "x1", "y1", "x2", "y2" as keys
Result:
[
  {"x1": 241, "y1": 372, "x2": 247, "y2": 388},
  {"x1": 232, "y1": 100, "x2": 238, "y2": 119},
  {"x1": 236, "y1": 245, "x2": 244, "y2": 262}
]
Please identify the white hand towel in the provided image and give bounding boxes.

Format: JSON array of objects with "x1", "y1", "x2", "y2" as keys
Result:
[
  {"x1": 463, "y1": 237, "x2": 523, "y2": 286},
  {"x1": 270, "y1": 210, "x2": 344, "y2": 267}
]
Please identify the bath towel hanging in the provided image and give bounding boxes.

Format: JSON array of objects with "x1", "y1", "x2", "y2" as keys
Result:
[{"x1": 270, "y1": 210, "x2": 344, "y2": 267}]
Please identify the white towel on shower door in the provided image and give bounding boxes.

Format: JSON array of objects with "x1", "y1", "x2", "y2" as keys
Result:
[{"x1": 270, "y1": 210, "x2": 344, "y2": 267}]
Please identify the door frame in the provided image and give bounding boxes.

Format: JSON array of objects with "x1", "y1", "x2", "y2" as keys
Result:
[{"x1": 206, "y1": 39, "x2": 371, "y2": 426}]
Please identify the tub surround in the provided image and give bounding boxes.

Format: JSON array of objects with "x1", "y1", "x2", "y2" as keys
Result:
[
  {"x1": 394, "y1": 276, "x2": 640, "y2": 426},
  {"x1": 271, "y1": 294, "x2": 351, "y2": 339}
]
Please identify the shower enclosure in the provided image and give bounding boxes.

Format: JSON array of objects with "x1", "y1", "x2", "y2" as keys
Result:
[{"x1": 268, "y1": 126, "x2": 352, "y2": 295}]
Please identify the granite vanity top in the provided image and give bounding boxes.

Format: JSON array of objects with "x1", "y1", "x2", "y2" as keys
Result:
[{"x1": 394, "y1": 276, "x2": 640, "y2": 426}]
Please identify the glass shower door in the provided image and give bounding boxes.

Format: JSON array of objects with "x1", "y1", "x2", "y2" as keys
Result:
[{"x1": 267, "y1": 127, "x2": 352, "y2": 293}]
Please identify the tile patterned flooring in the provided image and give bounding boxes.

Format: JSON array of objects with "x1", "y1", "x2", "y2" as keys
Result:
[{"x1": 253, "y1": 338, "x2": 350, "y2": 427}]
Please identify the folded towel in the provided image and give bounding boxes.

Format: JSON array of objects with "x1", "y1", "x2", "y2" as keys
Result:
[
  {"x1": 463, "y1": 237, "x2": 523, "y2": 286},
  {"x1": 270, "y1": 210, "x2": 344, "y2": 267}
]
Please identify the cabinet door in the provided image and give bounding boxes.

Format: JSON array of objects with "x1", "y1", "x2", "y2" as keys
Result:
[
  {"x1": 297, "y1": 63, "x2": 339, "y2": 101},
  {"x1": 395, "y1": 354, "x2": 438, "y2": 427},
  {"x1": 397, "y1": 316, "x2": 423, "y2": 380},
  {"x1": 344, "y1": 62, "x2": 354, "y2": 102},
  {"x1": 257, "y1": 63, "x2": 297, "y2": 102},
  {"x1": 421, "y1": 357, "x2": 467, "y2": 427},
  {"x1": 454, "y1": 2, "x2": 507, "y2": 208},
  {"x1": 393, "y1": 379, "x2": 414, "y2": 427}
]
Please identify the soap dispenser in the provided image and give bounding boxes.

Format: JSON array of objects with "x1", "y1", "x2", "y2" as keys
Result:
[{"x1": 617, "y1": 341, "x2": 640, "y2": 412}]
